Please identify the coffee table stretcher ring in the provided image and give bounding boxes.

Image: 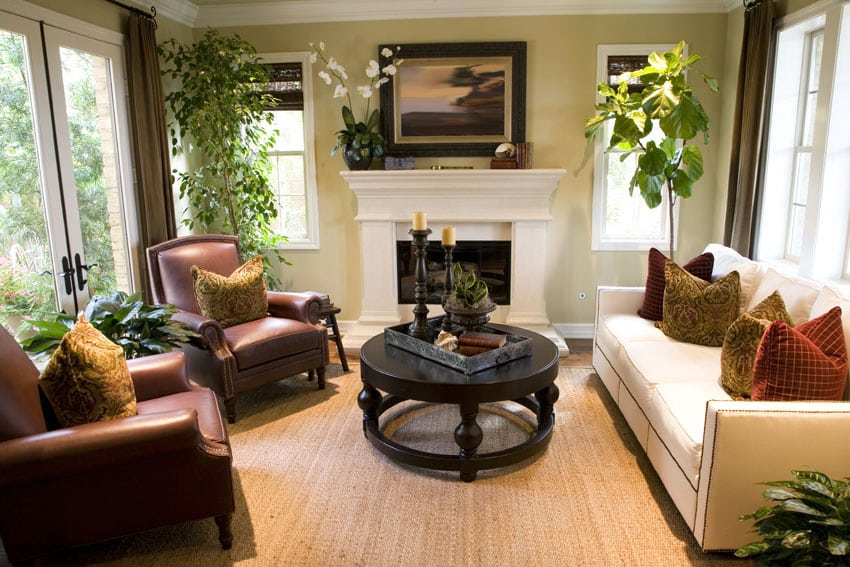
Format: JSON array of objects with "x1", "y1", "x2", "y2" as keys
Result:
[{"x1": 357, "y1": 325, "x2": 559, "y2": 482}]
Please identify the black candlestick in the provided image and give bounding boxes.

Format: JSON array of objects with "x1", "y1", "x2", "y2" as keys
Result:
[
  {"x1": 408, "y1": 228, "x2": 433, "y2": 340},
  {"x1": 441, "y1": 244, "x2": 455, "y2": 332}
]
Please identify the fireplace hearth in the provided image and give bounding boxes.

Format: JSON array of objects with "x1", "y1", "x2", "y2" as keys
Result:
[{"x1": 397, "y1": 240, "x2": 510, "y2": 304}]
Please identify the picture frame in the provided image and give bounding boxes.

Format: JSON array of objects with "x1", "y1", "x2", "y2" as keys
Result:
[{"x1": 379, "y1": 42, "x2": 526, "y2": 157}]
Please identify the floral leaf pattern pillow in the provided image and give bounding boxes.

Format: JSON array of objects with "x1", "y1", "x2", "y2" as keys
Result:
[
  {"x1": 39, "y1": 314, "x2": 137, "y2": 427},
  {"x1": 719, "y1": 291, "x2": 793, "y2": 398},
  {"x1": 191, "y1": 255, "x2": 268, "y2": 327},
  {"x1": 658, "y1": 259, "x2": 740, "y2": 347}
]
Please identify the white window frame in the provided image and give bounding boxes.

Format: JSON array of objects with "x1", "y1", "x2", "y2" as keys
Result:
[
  {"x1": 591, "y1": 43, "x2": 678, "y2": 252},
  {"x1": 757, "y1": 0, "x2": 850, "y2": 282},
  {"x1": 260, "y1": 51, "x2": 320, "y2": 250}
]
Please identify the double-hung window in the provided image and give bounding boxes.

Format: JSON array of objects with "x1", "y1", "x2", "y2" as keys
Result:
[
  {"x1": 591, "y1": 44, "x2": 676, "y2": 251},
  {"x1": 757, "y1": 1, "x2": 850, "y2": 281},
  {"x1": 260, "y1": 52, "x2": 319, "y2": 249}
]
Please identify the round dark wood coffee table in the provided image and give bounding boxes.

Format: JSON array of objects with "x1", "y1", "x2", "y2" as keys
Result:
[{"x1": 358, "y1": 324, "x2": 559, "y2": 482}]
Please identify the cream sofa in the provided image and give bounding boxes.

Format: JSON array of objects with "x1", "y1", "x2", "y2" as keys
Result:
[{"x1": 592, "y1": 243, "x2": 850, "y2": 552}]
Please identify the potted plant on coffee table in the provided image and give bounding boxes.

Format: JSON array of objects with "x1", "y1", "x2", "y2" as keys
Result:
[{"x1": 443, "y1": 263, "x2": 497, "y2": 333}]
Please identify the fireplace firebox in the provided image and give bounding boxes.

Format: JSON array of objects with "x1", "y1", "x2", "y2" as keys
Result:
[{"x1": 396, "y1": 240, "x2": 511, "y2": 305}]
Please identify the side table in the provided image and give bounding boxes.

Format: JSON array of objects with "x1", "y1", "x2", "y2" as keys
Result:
[{"x1": 320, "y1": 304, "x2": 349, "y2": 372}]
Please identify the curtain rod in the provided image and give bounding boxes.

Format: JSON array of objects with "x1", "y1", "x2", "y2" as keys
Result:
[
  {"x1": 104, "y1": 0, "x2": 158, "y2": 28},
  {"x1": 743, "y1": 0, "x2": 764, "y2": 10}
]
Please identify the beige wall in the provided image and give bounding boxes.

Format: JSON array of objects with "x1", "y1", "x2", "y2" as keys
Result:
[
  {"x1": 218, "y1": 14, "x2": 728, "y2": 327},
  {"x1": 31, "y1": 1, "x2": 831, "y2": 331}
]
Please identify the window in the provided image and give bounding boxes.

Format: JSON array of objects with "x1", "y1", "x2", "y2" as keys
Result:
[
  {"x1": 260, "y1": 53, "x2": 319, "y2": 249},
  {"x1": 591, "y1": 44, "x2": 677, "y2": 251},
  {"x1": 757, "y1": 1, "x2": 850, "y2": 281}
]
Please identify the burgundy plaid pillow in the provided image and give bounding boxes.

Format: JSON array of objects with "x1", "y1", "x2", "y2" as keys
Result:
[
  {"x1": 637, "y1": 248, "x2": 714, "y2": 321},
  {"x1": 752, "y1": 306, "x2": 848, "y2": 401}
]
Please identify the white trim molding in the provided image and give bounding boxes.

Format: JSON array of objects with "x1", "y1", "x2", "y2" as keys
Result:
[{"x1": 193, "y1": 0, "x2": 735, "y2": 28}]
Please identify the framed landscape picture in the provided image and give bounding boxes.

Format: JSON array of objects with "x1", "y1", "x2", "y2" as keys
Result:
[{"x1": 379, "y1": 42, "x2": 526, "y2": 157}]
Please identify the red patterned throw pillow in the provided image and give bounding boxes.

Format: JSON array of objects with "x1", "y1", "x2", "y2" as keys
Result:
[
  {"x1": 752, "y1": 306, "x2": 848, "y2": 401},
  {"x1": 638, "y1": 248, "x2": 714, "y2": 321}
]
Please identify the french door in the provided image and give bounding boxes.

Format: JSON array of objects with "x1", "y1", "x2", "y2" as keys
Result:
[{"x1": 0, "y1": 8, "x2": 138, "y2": 333}]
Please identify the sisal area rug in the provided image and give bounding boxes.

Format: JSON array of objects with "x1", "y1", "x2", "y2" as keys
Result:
[{"x1": 8, "y1": 364, "x2": 750, "y2": 566}]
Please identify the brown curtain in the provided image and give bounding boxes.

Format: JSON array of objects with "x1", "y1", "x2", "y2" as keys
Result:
[
  {"x1": 723, "y1": 0, "x2": 776, "y2": 256},
  {"x1": 126, "y1": 13, "x2": 176, "y2": 301}
]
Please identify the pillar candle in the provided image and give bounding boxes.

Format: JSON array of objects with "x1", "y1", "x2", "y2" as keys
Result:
[
  {"x1": 442, "y1": 226, "x2": 456, "y2": 246},
  {"x1": 412, "y1": 211, "x2": 427, "y2": 230}
]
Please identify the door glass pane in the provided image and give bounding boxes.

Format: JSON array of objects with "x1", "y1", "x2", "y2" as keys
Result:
[
  {"x1": 0, "y1": 30, "x2": 58, "y2": 334},
  {"x1": 59, "y1": 46, "x2": 129, "y2": 295}
]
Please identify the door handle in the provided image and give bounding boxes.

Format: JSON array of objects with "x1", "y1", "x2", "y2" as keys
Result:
[
  {"x1": 60, "y1": 256, "x2": 74, "y2": 295},
  {"x1": 73, "y1": 253, "x2": 98, "y2": 292}
]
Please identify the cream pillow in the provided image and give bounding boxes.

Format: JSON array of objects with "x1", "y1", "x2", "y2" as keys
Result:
[{"x1": 745, "y1": 267, "x2": 821, "y2": 326}]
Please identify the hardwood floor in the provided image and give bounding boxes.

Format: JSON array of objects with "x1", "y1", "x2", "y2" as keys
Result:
[{"x1": 563, "y1": 338, "x2": 592, "y2": 367}]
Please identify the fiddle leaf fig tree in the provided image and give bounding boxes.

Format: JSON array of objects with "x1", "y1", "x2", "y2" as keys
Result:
[
  {"x1": 158, "y1": 30, "x2": 288, "y2": 284},
  {"x1": 584, "y1": 41, "x2": 718, "y2": 260}
]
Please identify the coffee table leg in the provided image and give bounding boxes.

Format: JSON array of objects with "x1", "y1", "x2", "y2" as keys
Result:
[
  {"x1": 454, "y1": 401, "x2": 483, "y2": 482},
  {"x1": 535, "y1": 383, "x2": 560, "y2": 431},
  {"x1": 358, "y1": 382, "x2": 381, "y2": 438}
]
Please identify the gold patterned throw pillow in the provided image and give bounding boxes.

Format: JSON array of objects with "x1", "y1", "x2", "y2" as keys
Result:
[
  {"x1": 191, "y1": 255, "x2": 268, "y2": 327},
  {"x1": 719, "y1": 291, "x2": 793, "y2": 398},
  {"x1": 658, "y1": 259, "x2": 740, "y2": 347},
  {"x1": 39, "y1": 314, "x2": 137, "y2": 427}
]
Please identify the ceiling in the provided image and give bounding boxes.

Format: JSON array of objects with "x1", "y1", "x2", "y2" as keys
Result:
[{"x1": 146, "y1": 0, "x2": 743, "y2": 28}]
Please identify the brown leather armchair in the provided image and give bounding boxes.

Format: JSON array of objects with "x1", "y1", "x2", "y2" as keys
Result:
[
  {"x1": 147, "y1": 234, "x2": 328, "y2": 423},
  {"x1": 0, "y1": 326, "x2": 234, "y2": 565}
]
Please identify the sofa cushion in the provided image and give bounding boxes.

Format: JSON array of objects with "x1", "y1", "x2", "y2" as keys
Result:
[
  {"x1": 720, "y1": 291, "x2": 793, "y2": 398},
  {"x1": 659, "y1": 261, "x2": 740, "y2": 347},
  {"x1": 746, "y1": 267, "x2": 821, "y2": 326},
  {"x1": 223, "y1": 316, "x2": 322, "y2": 370},
  {"x1": 192, "y1": 255, "x2": 268, "y2": 327},
  {"x1": 638, "y1": 248, "x2": 713, "y2": 321},
  {"x1": 620, "y1": 340, "x2": 722, "y2": 412},
  {"x1": 811, "y1": 285, "x2": 850, "y2": 345},
  {"x1": 39, "y1": 315, "x2": 137, "y2": 427},
  {"x1": 752, "y1": 306, "x2": 848, "y2": 401},
  {"x1": 648, "y1": 380, "x2": 731, "y2": 488}
]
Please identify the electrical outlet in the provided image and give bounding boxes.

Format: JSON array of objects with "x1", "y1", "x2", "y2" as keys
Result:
[{"x1": 579, "y1": 292, "x2": 587, "y2": 300}]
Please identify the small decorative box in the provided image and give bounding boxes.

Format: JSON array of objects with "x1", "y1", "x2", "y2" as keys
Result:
[{"x1": 385, "y1": 156, "x2": 415, "y2": 170}]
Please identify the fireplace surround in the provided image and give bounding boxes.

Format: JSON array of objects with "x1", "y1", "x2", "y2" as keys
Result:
[{"x1": 341, "y1": 168, "x2": 568, "y2": 355}]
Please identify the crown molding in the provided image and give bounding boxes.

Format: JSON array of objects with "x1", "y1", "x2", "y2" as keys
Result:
[
  {"x1": 132, "y1": 0, "x2": 199, "y2": 27},
  {"x1": 193, "y1": 0, "x2": 735, "y2": 28}
]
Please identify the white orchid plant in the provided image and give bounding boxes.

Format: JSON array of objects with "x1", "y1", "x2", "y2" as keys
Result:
[{"x1": 309, "y1": 42, "x2": 403, "y2": 162}]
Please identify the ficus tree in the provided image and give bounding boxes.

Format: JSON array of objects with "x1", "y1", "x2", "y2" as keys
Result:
[
  {"x1": 158, "y1": 29, "x2": 288, "y2": 284},
  {"x1": 584, "y1": 41, "x2": 718, "y2": 260}
]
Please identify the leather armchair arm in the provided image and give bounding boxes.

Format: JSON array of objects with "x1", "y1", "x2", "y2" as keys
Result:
[
  {"x1": 267, "y1": 291, "x2": 321, "y2": 324},
  {"x1": 0, "y1": 410, "x2": 213, "y2": 485},
  {"x1": 172, "y1": 310, "x2": 227, "y2": 350},
  {"x1": 128, "y1": 351, "x2": 193, "y2": 401}
]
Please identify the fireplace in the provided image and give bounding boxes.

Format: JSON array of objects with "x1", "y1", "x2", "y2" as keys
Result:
[
  {"x1": 341, "y1": 168, "x2": 568, "y2": 355},
  {"x1": 396, "y1": 240, "x2": 511, "y2": 304}
]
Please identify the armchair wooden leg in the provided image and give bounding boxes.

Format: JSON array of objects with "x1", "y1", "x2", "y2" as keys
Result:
[
  {"x1": 307, "y1": 370, "x2": 315, "y2": 381},
  {"x1": 317, "y1": 366, "x2": 326, "y2": 390},
  {"x1": 215, "y1": 513, "x2": 233, "y2": 550},
  {"x1": 224, "y1": 397, "x2": 237, "y2": 424}
]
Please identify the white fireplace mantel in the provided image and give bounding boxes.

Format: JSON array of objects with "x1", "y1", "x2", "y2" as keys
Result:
[{"x1": 341, "y1": 168, "x2": 568, "y2": 355}]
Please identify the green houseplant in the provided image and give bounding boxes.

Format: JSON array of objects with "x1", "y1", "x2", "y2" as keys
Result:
[
  {"x1": 158, "y1": 30, "x2": 287, "y2": 281},
  {"x1": 309, "y1": 42, "x2": 402, "y2": 169},
  {"x1": 443, "y1": 263, "x2": 496, "y2": 332},
  {"x1": 584, "y1": 41, "x2": 718, "y2": 260},
  {"x1": 736, "y1": 470, "x2": 850, "y2": 565},
  {"x1": 20, "y1": 291, "x2": 198, "y2": 360}
]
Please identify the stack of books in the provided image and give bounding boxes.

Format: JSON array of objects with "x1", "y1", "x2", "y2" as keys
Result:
[
  {"x1": 516, "y1": 142, "x2": 534, "y2": 169},
  {"x1": 457, "y1": 331, "x2": 507, "y2": 356}
]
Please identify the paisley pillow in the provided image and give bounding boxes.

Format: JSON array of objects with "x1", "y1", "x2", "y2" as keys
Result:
[
  {"x1": 638, "y1": 248, "x2": 714, "y2": 321},
  {"x1": 39, "y1": 315, "x2": 137, "y2": 427},
  {"x1": 191, "y1": 255, "x2": 268, "y2": 327},
  {"x1": 719, "y1": 291, "x2": 793, "y2": 398},
  {"x1": 658, "y1": 259, "x2": 740, "y2": 347}
]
